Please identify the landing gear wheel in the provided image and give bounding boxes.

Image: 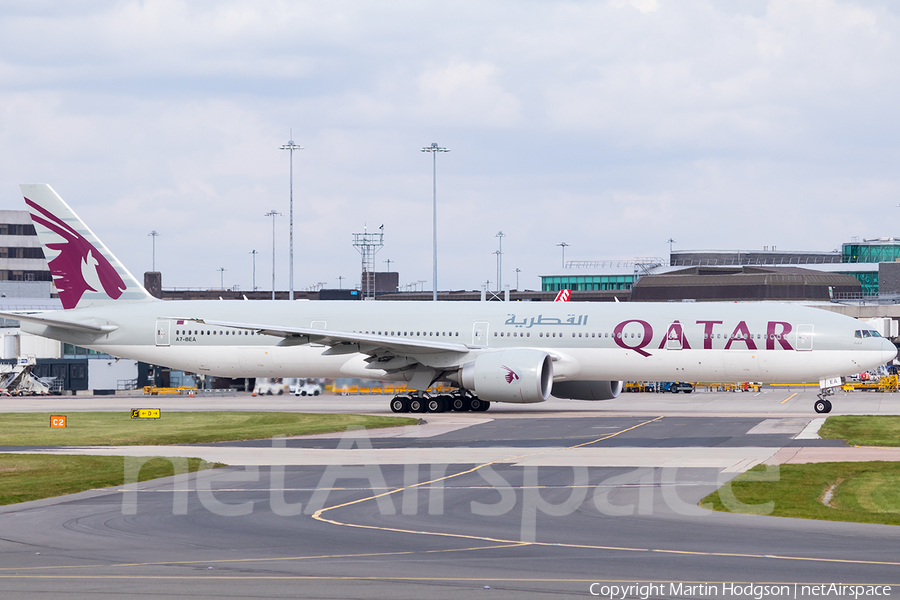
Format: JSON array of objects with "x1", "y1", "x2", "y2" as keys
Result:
[
  {"x1": 408, "y1": 398, "x2": 426, "y2": 413},
  {"x1": 426, "y1": 397, "x2": 447, "y2": 413},
  {"x1": 814, "y1": 399, "x2": 833, "y2": 414},
  {"x1": 390, "y1": 397, "x2": 409, "y2": 413},
  {"x1": 468, "y1": 398, "x2": 490, "y2": 412},
  {"x1": 451, "y1": 396, "x2": 468, "y2": 411}
]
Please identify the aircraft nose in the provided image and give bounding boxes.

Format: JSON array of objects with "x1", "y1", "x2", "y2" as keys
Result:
[{"x1": 882, "y1": 338, "x2": 898, "y2": 365}]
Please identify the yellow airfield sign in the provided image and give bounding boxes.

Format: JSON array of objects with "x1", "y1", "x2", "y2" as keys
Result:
[{"x1": 131, "y1": 409, "x2": 161, "y2": 419}]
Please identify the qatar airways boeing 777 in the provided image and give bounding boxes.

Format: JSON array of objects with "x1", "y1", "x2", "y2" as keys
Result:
[{"x1": 3, "y1": 184, "x2": 896, "y2": 414}]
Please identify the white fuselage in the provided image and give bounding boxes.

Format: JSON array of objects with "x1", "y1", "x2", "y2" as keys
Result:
[{"x1": 18, "y1": 300, "x2": 897, "y2": 390}]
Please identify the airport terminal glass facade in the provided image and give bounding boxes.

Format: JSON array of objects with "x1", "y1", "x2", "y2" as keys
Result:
[
  {"x1": 838, "y1": 271, "x2": 879, "y2": 296},
  {"x1": 839, "y1": 240, "x2": 900, "y2": 295},
  {"x1": 842, "y1": 241, "x2": 900, "y2": 264},
  {"x1": 542, "y1": 274, "x2": 636, "y2": 292},
  {"x1": 62, "y1": 344, "x2": 111, "y2": 359}
]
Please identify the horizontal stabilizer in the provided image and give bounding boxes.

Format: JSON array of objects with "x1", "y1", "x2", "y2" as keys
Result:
[{"x1": 0, "y1": 311, "x2": 118, "y2": 334}]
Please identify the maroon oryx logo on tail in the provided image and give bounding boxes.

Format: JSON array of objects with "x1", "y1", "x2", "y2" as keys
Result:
[
  {"x1": 26, "y1": 198, "x2": 127, "y2": 309},
  {"x1": 502, "y1": 365, "x2": 520, "y2": 384}
]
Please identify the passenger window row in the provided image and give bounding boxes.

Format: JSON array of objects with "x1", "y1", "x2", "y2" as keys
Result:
[
  {"x1": 496, "y1": 331, "x2": 642, "y2": 339},
  {"x1": 175, "y1": 329, "x2": 256, "y2": 336},
  {"x1": 355, "y1": 331, "x2": 460, "y2": 337},
  {"x1": 494, "y1": 331, "x2": 787, "y2": 340}
]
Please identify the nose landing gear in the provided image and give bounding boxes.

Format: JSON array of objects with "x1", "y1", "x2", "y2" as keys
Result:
[
  {"x1": 814, "y1": 386, "x2": 836, "y2": 414},
  {"x1": 814, "y1": 398, "x2": 832, "y2": 414}
]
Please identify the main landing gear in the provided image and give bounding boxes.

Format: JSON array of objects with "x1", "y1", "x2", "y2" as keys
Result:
[
  {"x1": 389, "y1": 390, "x2": 490, "y2": 414},
  {"x1": 814, "y1": 387, "x2": 834, "y2": 414}
]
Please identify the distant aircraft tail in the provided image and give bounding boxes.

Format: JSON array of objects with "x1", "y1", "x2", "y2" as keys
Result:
[
  {"x1": 554, "y1": 289, "x2": 571, "y2": 302},
  {"x1": 20, "y1": 184, "x2": 156, "y2": 309}
]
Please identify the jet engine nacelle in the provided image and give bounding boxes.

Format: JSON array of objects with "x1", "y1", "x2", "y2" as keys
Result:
[
  {"x1": 458, "y1": 349, "x2": 553, "y2": 403},
  {"x1": 552, "y1": 380, "x2": 623, "y2": 401}
]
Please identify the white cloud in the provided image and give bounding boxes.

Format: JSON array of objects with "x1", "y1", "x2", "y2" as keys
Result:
[
  {"x1": 416, "y1": 60, "x2": 521, "y2": 127},
  {"x1": 0, "y1": 1, "x2": 899, "y2": 292}
]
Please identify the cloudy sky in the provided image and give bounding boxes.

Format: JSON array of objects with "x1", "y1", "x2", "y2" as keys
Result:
[{"x1": 1, "y1": 0, "x2": 899, "y2": 293}]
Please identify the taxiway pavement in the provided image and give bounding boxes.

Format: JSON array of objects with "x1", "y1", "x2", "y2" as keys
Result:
[{"x1": 1, "y1": 392, "x2": 899, "y2": 599}]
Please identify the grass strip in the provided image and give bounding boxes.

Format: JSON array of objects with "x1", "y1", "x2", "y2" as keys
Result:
[
  {"x1": 0, "y1": 412, "x2": 418, "y2": 446},
  {"x1": 819, "y1": 415, "x2": 900, "y2": 447},
  {"x1": 0, "y1": 454, "x2": 221, "y2": 506},
  {"x1": 701, "y1": 461, "x2": 900, "y2": 526}
]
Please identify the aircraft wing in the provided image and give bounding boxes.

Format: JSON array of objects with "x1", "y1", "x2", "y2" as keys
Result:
[
  {"x1": 169, "y1": 316, "x2": 472, "y2": 355},
  {"x1": 0, "y1": 311, "x2": 118, "y2": 334},
  {"x1": 168, "y1": 317, "x2": 476, "y2": 389}
]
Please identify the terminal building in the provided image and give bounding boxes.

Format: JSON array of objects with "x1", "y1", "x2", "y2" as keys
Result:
[{"x1": 540, "y1": 239, "x2": 900, "y2": 301}]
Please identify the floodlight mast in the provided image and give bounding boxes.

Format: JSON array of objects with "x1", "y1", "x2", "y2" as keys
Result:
[
  {"x1": 148, "y1": 230, "x2": 159, "y2": 271},
  {"x1": 249, "y1": 249, "x2": 259, "y2": 291},
  {"x1": 265, "y1": 210, "x2": 283, "y2": 300},
  {"x1": 495, "y1": 231, "x2": 505, "y2": 292},
  {"x1": 421, "y1": 142, "x2": 449, "y2": 301},
  {"x1": 557, "y1": 242, "x2": 569, "y2": 268},
  {"x1": 280, "y1": 132, "x2": 303, "y2": 301}
]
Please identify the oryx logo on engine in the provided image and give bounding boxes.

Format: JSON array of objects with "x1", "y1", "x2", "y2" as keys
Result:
[{"x1": 502, "y1": 365, "x2": 520, "y2": 384}]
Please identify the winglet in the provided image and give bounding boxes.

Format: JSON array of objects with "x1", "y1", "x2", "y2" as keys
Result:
[{"x1": 20, "y1": 184, "x2": 155, "y2": 309}]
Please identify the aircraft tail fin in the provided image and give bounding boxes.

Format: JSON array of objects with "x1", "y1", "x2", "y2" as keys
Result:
[
  {"x1": 554, "y1": 289, "x2": 571, "y2": 302},
  {"x1": 20, "y1": 184, "x2": 156, "y2": 309}
]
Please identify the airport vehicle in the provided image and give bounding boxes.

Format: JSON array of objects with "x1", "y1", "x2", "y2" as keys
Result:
[
  {"x1": 292, "y1": 380, "x2": 323, "y2": 396},
  {"x1": 0, "y1": 356, "x2": 54, "y2": 395},
  {"x1": 657, "y1": 381, "x2": 694, "y2": 394},
  {"x1": 252, "y1": 377, "x2": 290, "y2": 396},
  {"x1": 3, "y1": 184, "x2": 897, "y2": 414}
]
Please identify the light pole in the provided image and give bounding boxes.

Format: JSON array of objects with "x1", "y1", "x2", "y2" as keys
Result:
[
  {"x1": 265, "y1": 210, "x2": 283, "y2": 300},
  {"x1": 667, "y1": 237, "x2": 676, "y2": 257},
  {"x1": 249, "y1": 249, "x2": 259, "y2": 291},
  {"x1": 495, "y1": 231, "x2": 505, "y2": 292},
  {"x1": 421, "y1": 142, "x2": 449, "y2": 301},
  {"x1": 217, "y1": 267, "x2": 226, "y2": 290},
  {"x1": 384, "y1": 259, "x2": 393, "y2": 272},
  {"x1": 337, "y1": 275, "x2": 344, "y2": 289},
  {"x1": 515, "y1": 267, "x2": 521, "y2": 291},
  {"x1": 557, "y1": 242, "x2": 569, "y2": 268},
  {"x1": 280, "y1": 132, "x2": 303, "y2": 301},
  {"x1": 148, "y1": 230, "x2": 159, "y2": 271}
]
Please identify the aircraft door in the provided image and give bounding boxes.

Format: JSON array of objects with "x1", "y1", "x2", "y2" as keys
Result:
[
  {"x1": 797, "y1": 324, "x2": 813, "y2": 351},
  {"x1": 665, "y1": 321, "x2": 686, "y2": 350},
  {"x1": 155, "y1": 320, "x2": 170, "y2": 347},
  {"x1": 473, "y1": 321, "x2": 489, "y2": 346}
]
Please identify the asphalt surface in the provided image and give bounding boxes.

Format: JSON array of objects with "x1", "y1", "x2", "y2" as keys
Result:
[{"x1": 1, "y1": 391, "x2": 900, "y2": 599}]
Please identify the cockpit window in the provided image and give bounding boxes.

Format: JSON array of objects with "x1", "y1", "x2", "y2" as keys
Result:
[{"x1": 858, "y1": 330, "x2": 883, "y2": 338}]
